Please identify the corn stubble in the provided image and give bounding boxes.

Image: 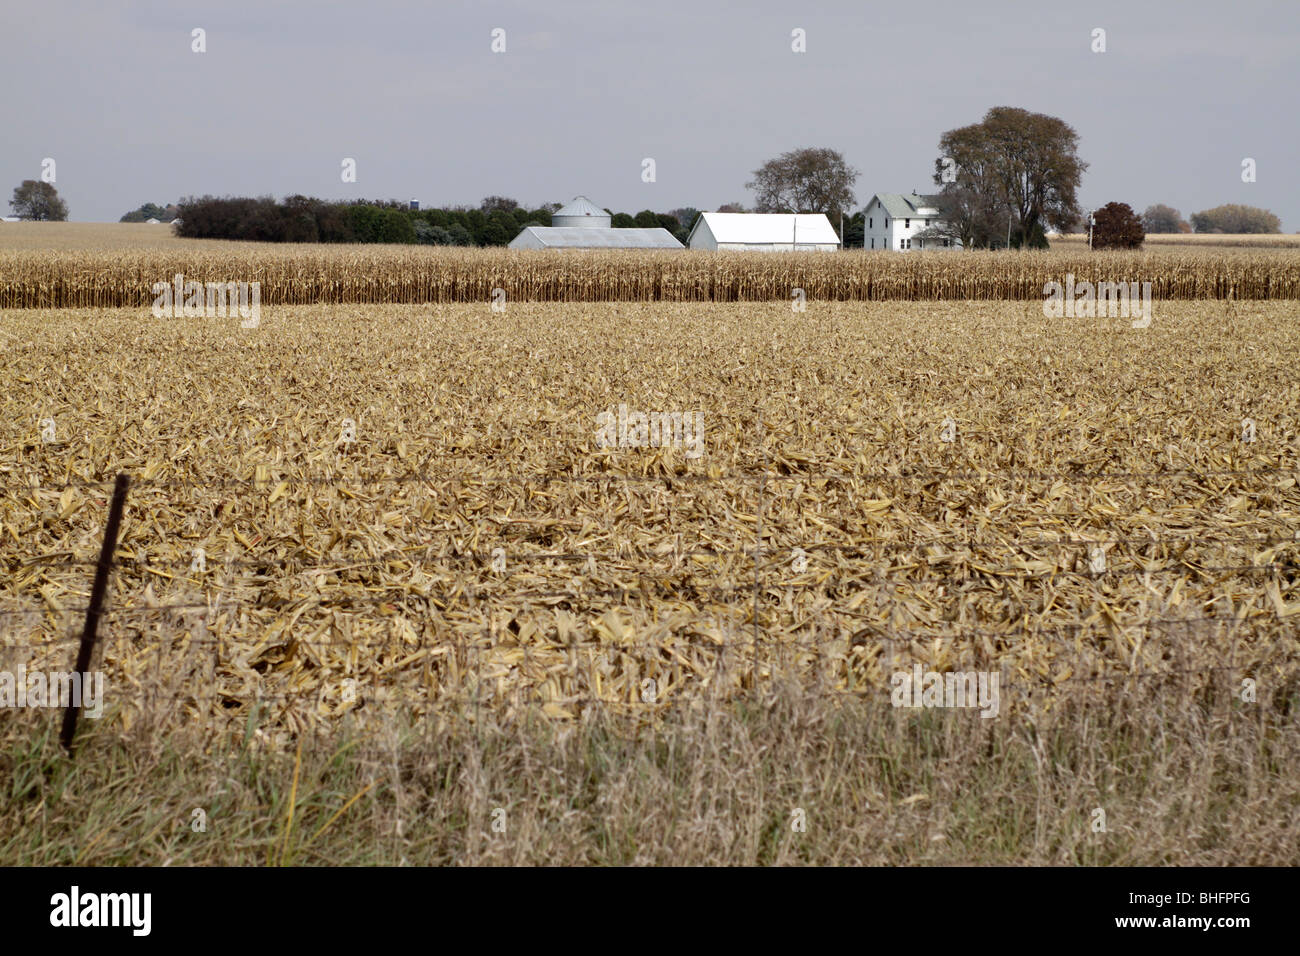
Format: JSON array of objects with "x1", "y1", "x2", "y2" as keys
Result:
[{"x1": 1, "y1": 301, "x2": 1298, "y2": 741}]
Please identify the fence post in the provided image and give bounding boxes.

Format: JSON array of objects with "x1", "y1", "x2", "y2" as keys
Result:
[{"x1": 60, "y1": 473, "x2": 130, "y2": 755}]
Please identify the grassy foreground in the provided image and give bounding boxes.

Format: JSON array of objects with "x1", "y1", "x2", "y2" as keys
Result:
[{"x1": 3, "y1": 683, "x2": 1297, "y2": 866}]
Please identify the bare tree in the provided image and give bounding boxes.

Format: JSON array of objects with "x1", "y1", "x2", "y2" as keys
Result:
[{"x1": 746, "y1": 147, "x2": 859, "y2": 224}]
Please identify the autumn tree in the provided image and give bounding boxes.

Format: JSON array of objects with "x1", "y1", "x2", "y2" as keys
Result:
[
  {"x1": 1140, "y1": 204, "x2": 1188, "y2": 234},
  {"x1": 1189, "y1": 204, "x2": 1281, "y2": 234},
  {"x1": 1091, "y1": 202, "x2": 1145, "y2": 250}
]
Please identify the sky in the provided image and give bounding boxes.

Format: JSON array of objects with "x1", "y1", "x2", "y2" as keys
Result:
[{"x1": 3, "y1": 0, "x2": 1298, "y2": 227}]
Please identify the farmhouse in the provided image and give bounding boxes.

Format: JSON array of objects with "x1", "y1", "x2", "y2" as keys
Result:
[
  {"x1": 687, "y1": 212, "x2": 839, "y2": 251},
  {"x1": 508, "y1": 195, "x2": 683, "y2": 249},
  {"x1": 863, "y1": 193, "x2": 959, "y2": 251}
]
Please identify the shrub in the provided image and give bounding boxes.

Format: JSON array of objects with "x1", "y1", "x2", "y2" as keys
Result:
[{"x1": 1091, "y1": 202, "x2": 1145, "y2": 250}]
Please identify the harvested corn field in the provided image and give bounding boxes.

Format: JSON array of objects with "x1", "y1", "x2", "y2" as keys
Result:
[
  {"x1": 3, "y1": 301, "x2": 1298, "y2": 742},
  {"x1": 4, "y1": 241, "x2": 1300, "y2": 308}
]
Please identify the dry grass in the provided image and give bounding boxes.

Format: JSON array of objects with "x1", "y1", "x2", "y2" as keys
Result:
[{"x1": 3, "y1": 685, "x2": 1296, "y2": 865}]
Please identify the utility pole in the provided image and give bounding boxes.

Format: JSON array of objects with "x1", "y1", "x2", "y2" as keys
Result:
[{"x1": 1088, "y1": 210, "x2": 1095, "y2": 250}]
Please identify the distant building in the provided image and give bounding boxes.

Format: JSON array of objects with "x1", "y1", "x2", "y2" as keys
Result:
[
  {"x1": 509, "y1": 226, "x2": 682, "y2": 250},
  {"x1": 170, "y1": 218, "x2": 183, "y2": 225},
  {"x1": 0, "y1": 216, "x2": 20, "y2": 222},
  {"x1": 508, "y1": 195, "x2": 682, "y2": 249},
  {"x1": 687, "y1": 213, "x2": 839, "y2": 251},
  {"x1": 408, "y1": 199, "x2": 419, "y2": 211},
  {"x1": 549, "y1": 195, "x2": 611, "y2": 228},
  {"x1": 145, "y1": 218, "x2": 160, "y2": 224},
  {"x1": 863, "y1": 193, "x2": 959, "y2": 251}
]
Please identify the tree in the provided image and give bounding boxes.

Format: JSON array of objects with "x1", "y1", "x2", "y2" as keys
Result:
[
  {"x1": 1141, "y1": 204, "x2": 1187, "y2": 234},
  {"x1": 746, "y1": 147, "x2": 859, "y2": 224},
  {"x1": 9, "y1": 180, "x2": 69, "y2": 220},
  {"x1": 1189, "y1": 204, "x2": 1281, "y2": 234},
  {"x1": 668, "y1": 207, "x2": 701, "y2": 233},
  {"x1": 480, "y1": 195, "x2": 519, "y2": 213},
  {"x1": 1091, "y1": 202, "x2": 1144, "y2": 250},
  {"x1": 716, "y1": 202, "x2": 747, "y2": 213},
  {"x1": 120, "y1": 202, "x2": 171, "y2": 223},
  {"x1": 934, "y1": 107, "x2": 1087, "y2": 247},
  {"x1": 446, "y1": 223, "x2": 474, "y2": 246},
  {"x1": 610, "y1": 212, "x2": 636, "y2": 228},
  {"x1": 632, "y1": 210, "x2": 660, "y2": 229}
]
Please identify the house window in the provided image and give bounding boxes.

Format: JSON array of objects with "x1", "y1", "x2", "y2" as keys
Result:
[
  {"x1": 868, "y1": 218, "x2": 872, "y2": 229},
  {"x1": 905, "y1": 219, "x2": 910, "y2": 228},
  {"x1": 943, "y1": 238, "x2": 950, "y2": 248},
  {"x1": 925, "y1": 219, "x2": 930, "y2": 226},
  {"x1": 884, "y1": 218, "x2": 888, "y2": 228},
  {"x1": 870, "y1": 238, "x2": 874, "y2": 249}
]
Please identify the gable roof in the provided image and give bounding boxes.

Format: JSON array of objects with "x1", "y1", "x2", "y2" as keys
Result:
[
  {"x1": 510, "y1": 226, "x2": 683, "y2": 249},
  {"x1": 690, "y1": 213, "x2": 839, "y2": 245},
  {"x1": 868, "y1": 193, "x2": 948, "y2": 218}
]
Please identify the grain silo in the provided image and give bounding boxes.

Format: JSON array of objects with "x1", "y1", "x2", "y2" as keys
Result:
[{"x1": 550, "y1": 195, "x2": 612, "y2": 229}]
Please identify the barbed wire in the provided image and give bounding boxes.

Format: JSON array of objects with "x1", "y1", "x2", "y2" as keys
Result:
[
  {"x1": 9, "y1": 528, "x2": 1300, "y2": 573},
  {"x1": 1, "y1": 608, "x2": 1281, "y2": 649},
  {"x1": 1, "y1": 558, "x2": 1296, "y2": 625}
]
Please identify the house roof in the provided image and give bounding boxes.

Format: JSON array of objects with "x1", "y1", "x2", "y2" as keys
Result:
[
  {"x1": 869, "y1": 193, "x2": 947, "y2": 218},
  {"x1": 510, "y1": 227, "x2": 683, "y2": 249},
  {"x1": 691, "y1": 213, "x2": 839, "y2": 245}
]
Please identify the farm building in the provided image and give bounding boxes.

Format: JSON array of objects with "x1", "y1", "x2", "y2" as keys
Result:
[
  {"x1": 687, "y1": 213, "x2": 839, "y2": 251},
  {"x1": 549, "y1": 195, "x2": 611, "y2": 228},
  {"x1": 862, "y1": 193, "x2": 959, "y2": 251},
  {"x1": 510, "y1": 227, "x2": 683, "y2": 250},
  {"x1": 508, "y1": 195, "x2": 682, "y2": 249}
]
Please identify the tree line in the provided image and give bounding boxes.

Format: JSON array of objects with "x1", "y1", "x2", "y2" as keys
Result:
[{"x1": 168, "y1": 195, "x2": 704, "y2": 246}]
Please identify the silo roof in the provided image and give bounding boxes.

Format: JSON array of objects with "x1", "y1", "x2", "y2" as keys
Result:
[{"x1": 553, "y1": 196, "x2": 609, "y2": 219}]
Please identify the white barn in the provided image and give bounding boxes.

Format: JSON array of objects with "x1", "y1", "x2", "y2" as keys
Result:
[
  {"x1": 687, "y1": 213, "x2": 839, "y2": 252},
  {"x1": 862, "y1": 193, "x2": 959, "y2": 251}
]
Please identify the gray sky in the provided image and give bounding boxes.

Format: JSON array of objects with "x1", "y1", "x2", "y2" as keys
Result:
[{"x1": 3, "y1": 0, "x2": 1297, "y2": 227}]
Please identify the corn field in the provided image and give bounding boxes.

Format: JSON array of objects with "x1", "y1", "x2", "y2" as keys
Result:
[
  {"x1": 3, "y1": 301, "x2": 1298, "y2": 737},
  {"x1": 4, "y1": 245, "x2": 1300, "y2": 308}
]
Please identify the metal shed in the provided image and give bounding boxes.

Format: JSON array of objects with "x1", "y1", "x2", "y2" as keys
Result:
[{"x1": 508, "y1": 226, "x2": 683, "y2": 250}]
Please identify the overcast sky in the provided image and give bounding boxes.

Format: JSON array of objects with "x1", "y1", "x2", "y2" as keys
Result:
[{"x1": 3, "y1": 0, "x2": 1297, "y2": 227}]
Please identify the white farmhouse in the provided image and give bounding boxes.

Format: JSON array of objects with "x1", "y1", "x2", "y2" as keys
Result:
[
  {"x1": 862, "y1": 193, "x2": 959, "y2": 251},
  {"x1": 687, "y1": 213, "x2": 839, "y2": 252}
]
